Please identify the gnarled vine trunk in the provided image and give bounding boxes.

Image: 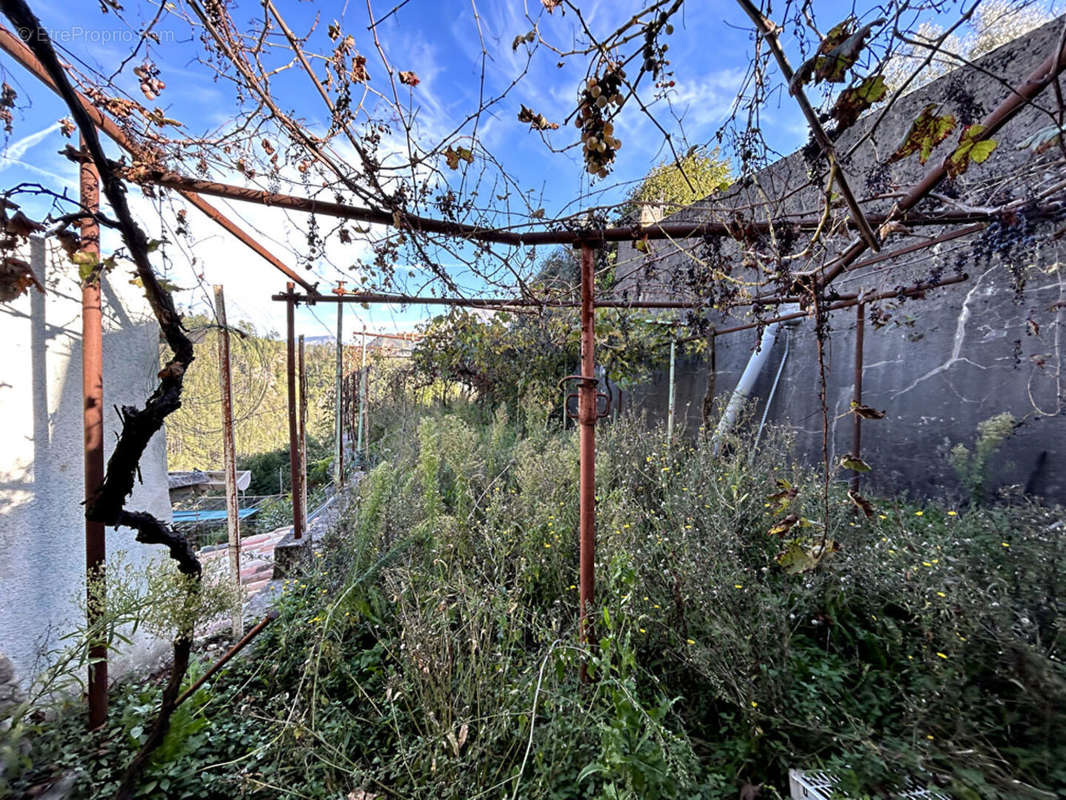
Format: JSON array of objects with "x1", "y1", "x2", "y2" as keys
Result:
[{"x1": 0, "y1": 3, "x2": 200, "y2": 798}]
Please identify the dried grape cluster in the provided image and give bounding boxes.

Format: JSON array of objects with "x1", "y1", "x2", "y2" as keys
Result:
[
  {"x1": 577, "y1": 66, "x2": 625, "y2": 177},
  {"x1": 973, "y1": 209, "x2": 1039, "y2": 297},
  {"x1": 133, "y1": 61, "x2": 165, "y2": 101}
]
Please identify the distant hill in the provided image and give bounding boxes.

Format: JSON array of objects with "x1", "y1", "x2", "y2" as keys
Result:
[{"x1": 164, "y1": 319, "x2": 344, "y2": 472}]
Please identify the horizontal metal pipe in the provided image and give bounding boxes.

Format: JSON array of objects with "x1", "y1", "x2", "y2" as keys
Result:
[
  {"x1": 713, "y1": 273, "x2": 969, "y2": 337},
  {"x1": 174, "y1": 609, "x2": 278, "y2": 707},
  {"x1": 271, "y1": 291, "x2": 707, "y2": 309},
  {"x1": 0, "y1": 25, "x2": 317, "y2": 293},
  {"x1": 145, "y1": 169, "x2": 1015, "y2": 247}
]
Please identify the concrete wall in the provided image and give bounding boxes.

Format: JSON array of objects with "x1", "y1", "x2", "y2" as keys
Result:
[
  {"x1": 0, "y1": 238, "x2": 169, "y2": 686},
  {"x1": 618, "y1": 19, "x2": 1066, "y2": 504}
]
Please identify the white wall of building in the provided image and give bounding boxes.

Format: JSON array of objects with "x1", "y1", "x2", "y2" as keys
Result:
[{"x1": 0, "y1": 238, "x2": 170, "y2": 686}]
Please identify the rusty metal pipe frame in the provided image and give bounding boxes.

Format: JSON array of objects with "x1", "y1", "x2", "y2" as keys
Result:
[
  {"x1": 298, "y1": 335, "x2": 309, "y2": 534},
  {"x1": 710, "y1": 273, "x2": 969, "y2": 338},
  {"x1": 174, "y1": 610, "x2": 279, "y2": 708},
  {"x1": 271, "y1": 290, "x2": 711, "y2": 309},
  {"x1": 335, "y1": 300, "x2": 344, "y2": 487},
  {"x1": 80, "y1": 145, "x2": 107, "y2": 730},
  {"x1": 578, "y1": 243, "x2": 597, "y2": 680},
  {"x1": 0, "y1": 25, "x2": 316, "y2": 293},
  {"x1": 850, "y1": 302, "x2": 865, "y2": 496},
  {"x1": 270, "y1": 221, "x2": 991, "y2": 314},
  {"x1": 149, "y1": 169, "x2": 1010, "y2": 249},
  {"x1": 285, "y1": 284, "x2": 305, "y2": 539},
  {"x1": 2, "y1": 17, "x2": 1060, "y2": 277}
]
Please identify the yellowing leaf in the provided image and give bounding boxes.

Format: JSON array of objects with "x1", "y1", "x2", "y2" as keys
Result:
[
  {"x1": 768, "y1": 513, "x2": 799, "y2": 537},
  {"x1": 839, "y1": 454, "x2": 871, "y2": 472},
  {"x1": 889, "y1": 104, "x2": 956, "y2": 165},
  {"x1": 443, "y1": 146, "x2": 474, "y2": 170},
  {"x1": 947, "y1": 124, "x2": 998, "y2": 177},
  {"x1": 775, "y1": 537, "x2": 840, "y2": 574},
  {"x1": 792, "y1": 18, "x2": 884, "y2": 89},
  {"x1": 831, "y1": 75, "x2": 887, "y2": 130}
]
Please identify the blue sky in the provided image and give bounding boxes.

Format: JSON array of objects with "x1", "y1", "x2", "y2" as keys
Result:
[{"x1": 0, "y1": 0, "x2": 1008, "y2": 338}]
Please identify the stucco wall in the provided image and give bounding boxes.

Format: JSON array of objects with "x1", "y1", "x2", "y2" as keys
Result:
[
  {"x1": 618, "y1": 18, "x2": 1066, "y2": 504},
  {"x1": 0, "y1": 238, "x2": 169, "y2": 686}
]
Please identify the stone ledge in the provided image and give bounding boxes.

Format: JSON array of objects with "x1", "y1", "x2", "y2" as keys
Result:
[{"x1": 272, "y1": 529, "x2": 312, "y2": 579}]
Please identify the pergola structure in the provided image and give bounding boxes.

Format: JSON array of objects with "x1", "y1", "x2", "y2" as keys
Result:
[{"x1": 2, "y1": 10, "x2": 1065, "y2": 728}]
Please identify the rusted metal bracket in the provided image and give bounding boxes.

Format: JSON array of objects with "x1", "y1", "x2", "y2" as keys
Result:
[{"x1": 560, "y1": 374, "x2": 610, "y2": 420}]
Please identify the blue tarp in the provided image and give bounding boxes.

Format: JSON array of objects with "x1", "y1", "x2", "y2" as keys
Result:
[{"x1": 172, "y1": 508, "x2": 259, "y2": 523}]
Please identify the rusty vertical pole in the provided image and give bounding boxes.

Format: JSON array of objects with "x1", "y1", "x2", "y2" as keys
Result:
[
  {"x1": 80, "y1": 142, "x2": 107, "y2": 729},
  {"x1": 578, "y1": 242, "x2": 597, "y2": 678},
  {"x1": 362, "y1": 364, "x2": 370, "y2": 461},
  {"x1": 213, "y1": 285, "x2": 242, "y2": 639},
  {"x1": 356, "y1": 328, "x2": 367, "y2": 461},
  {"x1": 850, "y1": 302, "x2": 865, "y2": 495},
  {"x1": 334, "y1": 285, "x2": 344, "y2": 487},
  {"x1": 285, "y1": 284, "x2": 304, "y2": 539},
  {"x1": 298, "y1": 335, "x2": 308, "y2": 534}
]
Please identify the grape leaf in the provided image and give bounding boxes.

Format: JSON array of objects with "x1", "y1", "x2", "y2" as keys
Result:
[
  {"x1": 443, "y1": 146, "x2": 474, "y2": 170},
  {"x1": 792, "y1": 18, "x2": 884, "y2": 89},
  {"x1": 850, "y1": 402, "x2": 886, "y2": 420},
  {"x1": 831, "y1": 75, "x2": 887, "y2": 130},
  {"x1": 889, "y1": 104, "x2": 956, "y2": 165},
  {"x1": 768, "y1": 513, "x2": 799, "y2": 537},
  {"x1": 947, "y1": 124, "x2": 998, "y2": 177},
  {"x1": 839, "y1": 454, "x2": 872, "y2": 472},
  {"x1": 776, "y1": 537, "x2": 840, "y2": 574}
]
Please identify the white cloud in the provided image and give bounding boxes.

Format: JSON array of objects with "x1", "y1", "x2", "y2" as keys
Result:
[{"x1": 1, "y1": 122, "x2": 62, "y2": 166}]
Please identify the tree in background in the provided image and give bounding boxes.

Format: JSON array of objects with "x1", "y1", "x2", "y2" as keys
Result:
[
  {"x1": 164, "y1": 317, "x2": 338, "y2": 475},
  {"x1": 409, "y1": 306, "x2": 675, "y2": 421},
  {"x1": 883, "y1": 1, "x2": 1054, "y2": 94},
  {"x1": 618, "y1": 146, "x2": 732, "y2": 223},
  {"x1": 531, "y1": 148, "x2": 732, "y2": 292}
]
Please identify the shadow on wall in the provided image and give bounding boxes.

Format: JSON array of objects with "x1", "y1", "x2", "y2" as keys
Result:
[{"x1": 0, "y1": 252, "x2": 170, "y2": 686}]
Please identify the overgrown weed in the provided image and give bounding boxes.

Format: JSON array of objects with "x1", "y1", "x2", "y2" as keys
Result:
[{"x1": 9, "y1": 405, "x2": 1065, "y2": 799}]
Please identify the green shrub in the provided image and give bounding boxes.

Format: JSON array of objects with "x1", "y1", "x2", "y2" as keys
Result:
[{"x1": 949, "y1": 412, "x2": 1017, "y2": 504}]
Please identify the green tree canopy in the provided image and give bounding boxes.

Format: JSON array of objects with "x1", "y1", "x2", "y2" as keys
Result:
[
  {"x1": 409, "y1": 307, "x2": 675, "y2": 414},
  {"x1": 617, "y1": 146, "x2": 732, "y2": 223}
]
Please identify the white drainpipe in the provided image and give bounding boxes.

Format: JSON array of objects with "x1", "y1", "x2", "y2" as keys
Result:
[{"x1": 711, "y1": 305, "x2": 800, "y2": 455}]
